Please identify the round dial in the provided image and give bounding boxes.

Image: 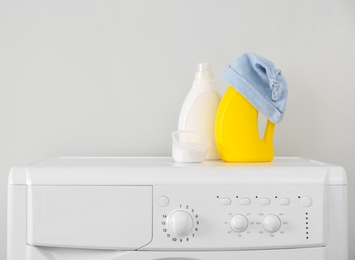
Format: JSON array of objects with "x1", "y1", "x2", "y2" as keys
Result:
[
  {"x1": 263, "y1": 214, "x2": 281, "y2": 233},
  {"x1": 167, "y1": 210, "x2": 194, "y2": 238},
  {"x1": 230, "y1": 214, "x2": 248, "y2": 232}
]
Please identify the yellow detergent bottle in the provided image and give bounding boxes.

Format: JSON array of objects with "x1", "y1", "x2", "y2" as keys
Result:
[{"x1": 215, "y1": 86, "x2": 275, "y2": 162}]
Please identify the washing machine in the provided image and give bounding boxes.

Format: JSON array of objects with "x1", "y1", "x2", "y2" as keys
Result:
[{"x1": 7, "y1": 157, "x2": 348, "y2": 260}]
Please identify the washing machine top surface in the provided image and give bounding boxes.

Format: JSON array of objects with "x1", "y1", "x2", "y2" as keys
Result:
[{"x1": 8, "y1": 157, "x2": 346, "y2": 186}]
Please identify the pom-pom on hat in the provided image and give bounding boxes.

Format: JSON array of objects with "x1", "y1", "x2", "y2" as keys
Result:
[{"x1": 223, "y1": 53, "x2": 288, "y2": 123}]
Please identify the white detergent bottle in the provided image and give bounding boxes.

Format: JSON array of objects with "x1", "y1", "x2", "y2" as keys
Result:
[{"x1": 178, "y1": 63, "x2": 220, "y2": 160}]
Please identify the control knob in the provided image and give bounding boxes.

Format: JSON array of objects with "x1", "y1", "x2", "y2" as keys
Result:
[
  {"x1": 167, "y1": 210, "x2": 194, "y2": 237},
  {"x1": 263, "y1": 214, "x2": 281, "y2": 233},
  {"x1": 230, "y1": 214, "x2": 248, "y2": 232}
]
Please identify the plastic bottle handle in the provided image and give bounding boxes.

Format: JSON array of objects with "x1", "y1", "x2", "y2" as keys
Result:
[{"x1": 263, "y1": 120, "x2": 275, "y2": 146}]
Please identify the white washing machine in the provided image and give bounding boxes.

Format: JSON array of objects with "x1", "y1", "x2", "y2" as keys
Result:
[{"x1": 7, "y1": 157, "x2": 348, "y2": 260}]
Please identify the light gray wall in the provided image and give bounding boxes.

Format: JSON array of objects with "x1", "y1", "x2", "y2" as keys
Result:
[{"x1": 1, "y1": 0, "x2": 354, "y2": 259}]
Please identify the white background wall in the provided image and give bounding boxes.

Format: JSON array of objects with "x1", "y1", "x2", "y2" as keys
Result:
[{"x1": 0, "y1": 0, "x2": 354, "y2": 259}]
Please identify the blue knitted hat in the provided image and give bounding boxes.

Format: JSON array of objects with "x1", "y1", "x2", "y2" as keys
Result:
[{"x1": 223, "y1": 53, "x2": 288, "y2": 123}]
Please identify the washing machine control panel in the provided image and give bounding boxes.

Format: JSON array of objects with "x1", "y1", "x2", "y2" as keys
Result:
[{"x1": 145, "y1": 185, "x2": 327, "y2": 250}]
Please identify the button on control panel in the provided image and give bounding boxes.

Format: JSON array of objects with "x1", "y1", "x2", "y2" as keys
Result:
[
  {"x1": 240, "y1": 197, "x2": 251, "y2": 205},
  {"x1": 148, "y1": 185, "x2": 325, "y2": 251},
  {"x1": 259, "y1": 198, "x2": 271, "y2": 206},
  {"x1": 301, "y1": 196, "x2": 313, "y2": 207},
  {"x1": 158, "y1": 196, "x2": 170, "y2": 207},
  {"x1": 220, "y1": 197, "x2": 231, "y2": 206},
  {"x1": 279, "y1": 198, "x2": 290, "y2": 206}
]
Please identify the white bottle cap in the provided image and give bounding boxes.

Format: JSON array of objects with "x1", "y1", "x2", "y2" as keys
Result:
[{"x1": 195, "y1": 63, "x2": 214, "y2": 80}]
